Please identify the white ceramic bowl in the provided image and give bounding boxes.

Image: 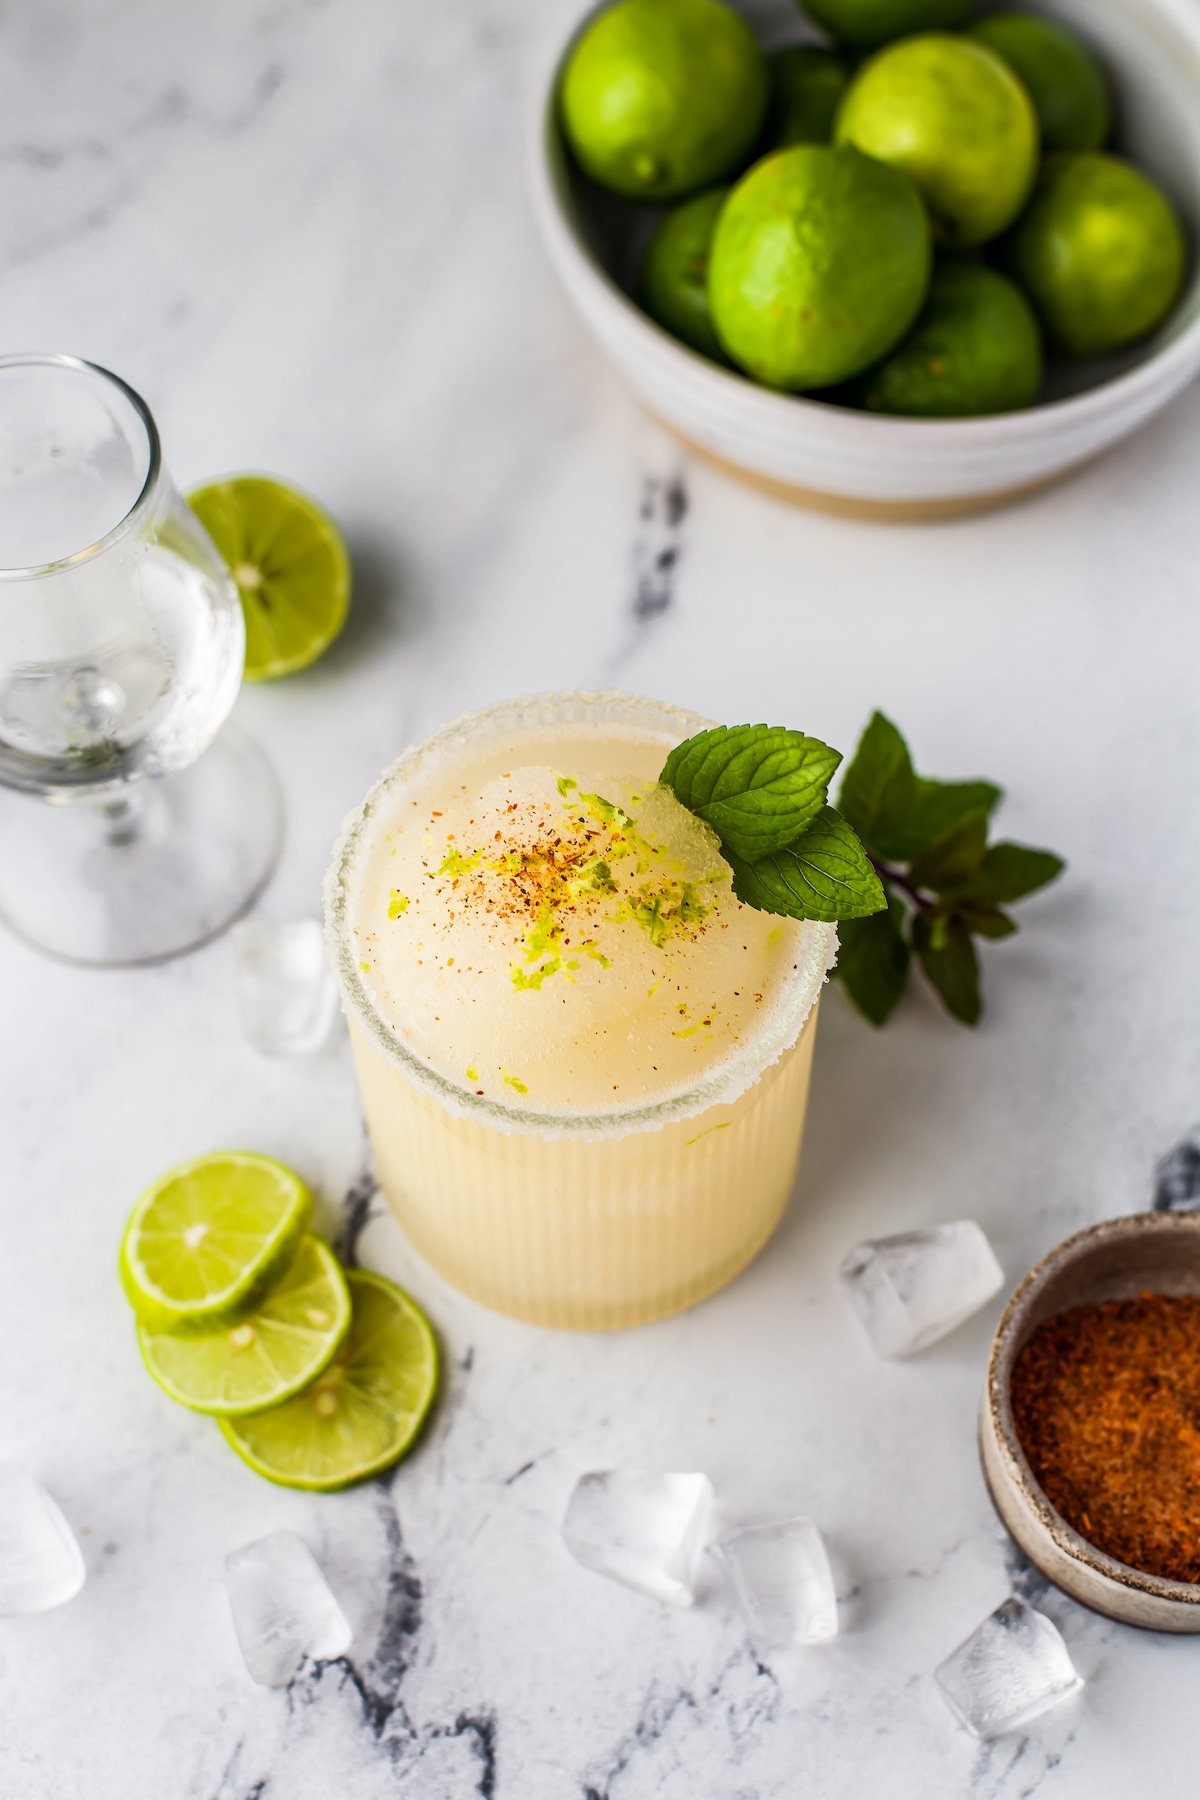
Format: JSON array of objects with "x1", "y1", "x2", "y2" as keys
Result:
[{"x1": 530, "y1": 0, "x2": 1200, "y2": 518}]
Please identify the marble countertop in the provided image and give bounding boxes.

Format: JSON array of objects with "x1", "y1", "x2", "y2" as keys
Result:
[{"x1": 5, "y1": 0, "x2": 1200, "y2": 1794}]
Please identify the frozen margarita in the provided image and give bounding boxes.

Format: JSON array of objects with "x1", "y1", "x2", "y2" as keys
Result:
[{"x1": 327, "y1": 694, "x2": 836, "y2": 1329}]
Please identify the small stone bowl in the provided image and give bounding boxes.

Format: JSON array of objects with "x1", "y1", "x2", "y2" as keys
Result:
[{"x1": 981, "y1": 1212, "x2": 1200, "y2": 1633}]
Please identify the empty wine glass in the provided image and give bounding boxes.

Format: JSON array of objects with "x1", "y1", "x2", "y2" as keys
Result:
[{"x1": 0, "y1": 353, "x2": 282, "y2": 964}]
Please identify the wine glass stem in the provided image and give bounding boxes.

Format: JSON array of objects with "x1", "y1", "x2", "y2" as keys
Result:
[{"x1": 100, "y1": 790, "x2": 145, "y2": 847}]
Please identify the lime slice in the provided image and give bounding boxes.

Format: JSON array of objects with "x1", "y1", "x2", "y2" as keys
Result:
[
  {"x1": 219, "y1": 1270, "x2": 439, "y2": 1490},
  {"x1": 119, "y1": 1151, "x2": 313, "y2": 1332},
  {"x1": 188, "y1": 475, "x2": 350, "y2": 681},
  {"x1": 137, "y1": 1235, "x2": 350, "y2": 1416}
]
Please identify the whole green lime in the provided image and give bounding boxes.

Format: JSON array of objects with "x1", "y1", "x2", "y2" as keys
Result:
[
  {"x1": 708, "y1": 144, "x2": 931, "y2": 389},
  {"x1": 835, "y1": 34, "x2": 1040, "y2": 246},
  {"x1": 640, "y1": 187, "x2": 730, "y2": 360},
  {"x1": 560, "y1": 0, "x2": 767, "y2": 201},
  {"x1": 1006, "y1": 153, "x2": 1188, "y2": 356},
  {"x1": 856, "y1": 262, "x2": 1043, "y2": 415},
  {"x1": 799, "y1": 0, "x2": 972, "y2": 51},
  {"x1": 969, "y1": 14, "x2": 1110, "y2": 153},
  {"x1": 763, "y1": 46, "x2": 853, "y2": 149}
]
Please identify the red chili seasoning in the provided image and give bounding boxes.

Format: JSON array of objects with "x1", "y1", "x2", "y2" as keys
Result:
[{"x1": 1010, "y1": 1292, "x2": 1200, "y2": 1584}]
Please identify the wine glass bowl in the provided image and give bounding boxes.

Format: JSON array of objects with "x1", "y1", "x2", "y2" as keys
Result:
[{"x1": 0, "y1": 354, "x2": 281, "y2": 965}]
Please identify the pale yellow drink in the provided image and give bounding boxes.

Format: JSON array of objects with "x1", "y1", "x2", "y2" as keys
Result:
[{"x1": 325, "y1": 693, "x2": 835, "y2": 1329}]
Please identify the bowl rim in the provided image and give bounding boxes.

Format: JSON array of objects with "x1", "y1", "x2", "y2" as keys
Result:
[
  {"x1": 985, "y1": 1210, "x2": 1200, "y2": 1608},
  {"x1": 529, "y1": 0, "x2": 1200, "y2": 450}
]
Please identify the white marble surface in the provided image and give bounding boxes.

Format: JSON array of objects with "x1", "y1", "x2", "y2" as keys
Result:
[{"x1": 4, "y1": 1, "x2": 1200, "y2": 1794}]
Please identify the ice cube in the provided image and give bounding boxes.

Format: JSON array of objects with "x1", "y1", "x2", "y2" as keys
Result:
[
  {"x1": 224, "y1": 1530, "x2": 352, "y2": 1686},
  {"x1": 718, "y1": 1516, "x2": 838, "y2": 1648},
  {"x1": 232, "y1": 919, "x2": 337, "y2": 1056},
  {"x1": 936, "y1": 1598, "x2": 1084, "y2": 1739},
  {"x1": 562, "y1": 1471, "x2": 714, "y2": 1607},
  {"x1": 0, "y1": 1464, "x2": 86, "y2": 1615},
  {"x1": 839, "y1": 1219, "x2": 1003, "y2": 1358}
]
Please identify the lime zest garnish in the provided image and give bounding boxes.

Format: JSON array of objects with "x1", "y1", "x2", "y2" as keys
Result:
[
  {"x1": 575, "y1": 788, "x2": 634, "y2": 832},
  {"x1": 511, "y1": 958, "x2": 562, "y2": 991},
  {"x1": 387, "y1": 889, "x2": 409, "y2": 919},
  {"x1": 628, "y1": 894, "x2": 668, "y2": 947},
  {"x1": 684, "y1": 1121, "x2": 733, "y2": 1147},
  {"x1": 525, "y1": 903, "x2": 559, "y2": 962},
  {"x1": 567, "y1": 859, "x2": 617, "y2": 898},
  {"x1": 437, "y1": 848, "x2": 481, "y2": 879},
  {"x1": 616, "y1": 877, "x2": 714, "y2": 947},
  {"x1": 430, "y1": 774, "x2": 727, "y2": 993}
]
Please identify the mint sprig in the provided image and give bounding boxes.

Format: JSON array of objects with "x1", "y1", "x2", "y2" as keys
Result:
[
  {"x1": 836, "y1": 712, "x2": 1064, "y2": 1026},
  {"x1": 660, "y1": 710, "x2": 1065, "y2": 1029},
  {"x1": 660, "y1": 723, "x2": 885, "y2": 923}
]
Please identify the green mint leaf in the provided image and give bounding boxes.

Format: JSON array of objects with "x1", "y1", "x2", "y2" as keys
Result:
[
  {"x1": 835, "y1": 894, "x2": 911, "y2": 1026},
  {"x1": 726, "y1": 807, "x2": 887, "y2": 923},
  {"x1": 837, "y1": 711, "x2": 913, "y2": 853},
  {"x1": 957, "y1": 903, "x2": 1018, "y2": 941},
  {"x1": 913, "y1": 912, "x2": 981, "y2": 1025},
  {"x1": 960, "y1": 842, "x2": 1066, "y2": 905},
  {"x1": 838, "y1": 711, "x2": 1001, "y2": 861},
  {"x1": 908, "y1": 809, "x2": 989, "y2": 893},
  {"x1": 660, "y1": 724, "x2": 841, "y2": 861},
  {"x1": 898, "y1": 779, "x2": 1002, "y2": 861}
]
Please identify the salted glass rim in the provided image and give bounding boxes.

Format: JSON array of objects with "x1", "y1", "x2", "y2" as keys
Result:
[
  {"x1": 324, "y1": 690, "x2": 837, "y2": 1141},
  {"x1": 0, "y1": 353, "x2": 162, "y2": 580}
]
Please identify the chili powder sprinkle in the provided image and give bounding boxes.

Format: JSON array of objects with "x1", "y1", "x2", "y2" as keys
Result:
[{"x1": 1010, "y1": 1292, "x2": 1200, "y2": 1584}]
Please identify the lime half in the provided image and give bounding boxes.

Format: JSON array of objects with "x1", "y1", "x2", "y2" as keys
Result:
[
  {"x1": 188, "y1": 475, "x2": 350, "y2": 681},
  {"x1": 138, "y1": 1235, "x2": 350, "y2": 1416},
  {"x1": 119, "y1": 1151, "x2": 313, "y2": 1332},
  {"x1": 219, "y1": 1270, "x2": 439, "y2": 1491}
]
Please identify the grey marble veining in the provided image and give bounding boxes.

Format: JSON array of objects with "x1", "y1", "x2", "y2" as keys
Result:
[{"x1": 4, "y1": 0, "x2": 1200, "y2": 1794}]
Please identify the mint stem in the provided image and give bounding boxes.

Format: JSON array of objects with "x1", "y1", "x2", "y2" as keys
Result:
[{"x1": 869, "y1": 857, "x2": 930, "y2": 913}]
